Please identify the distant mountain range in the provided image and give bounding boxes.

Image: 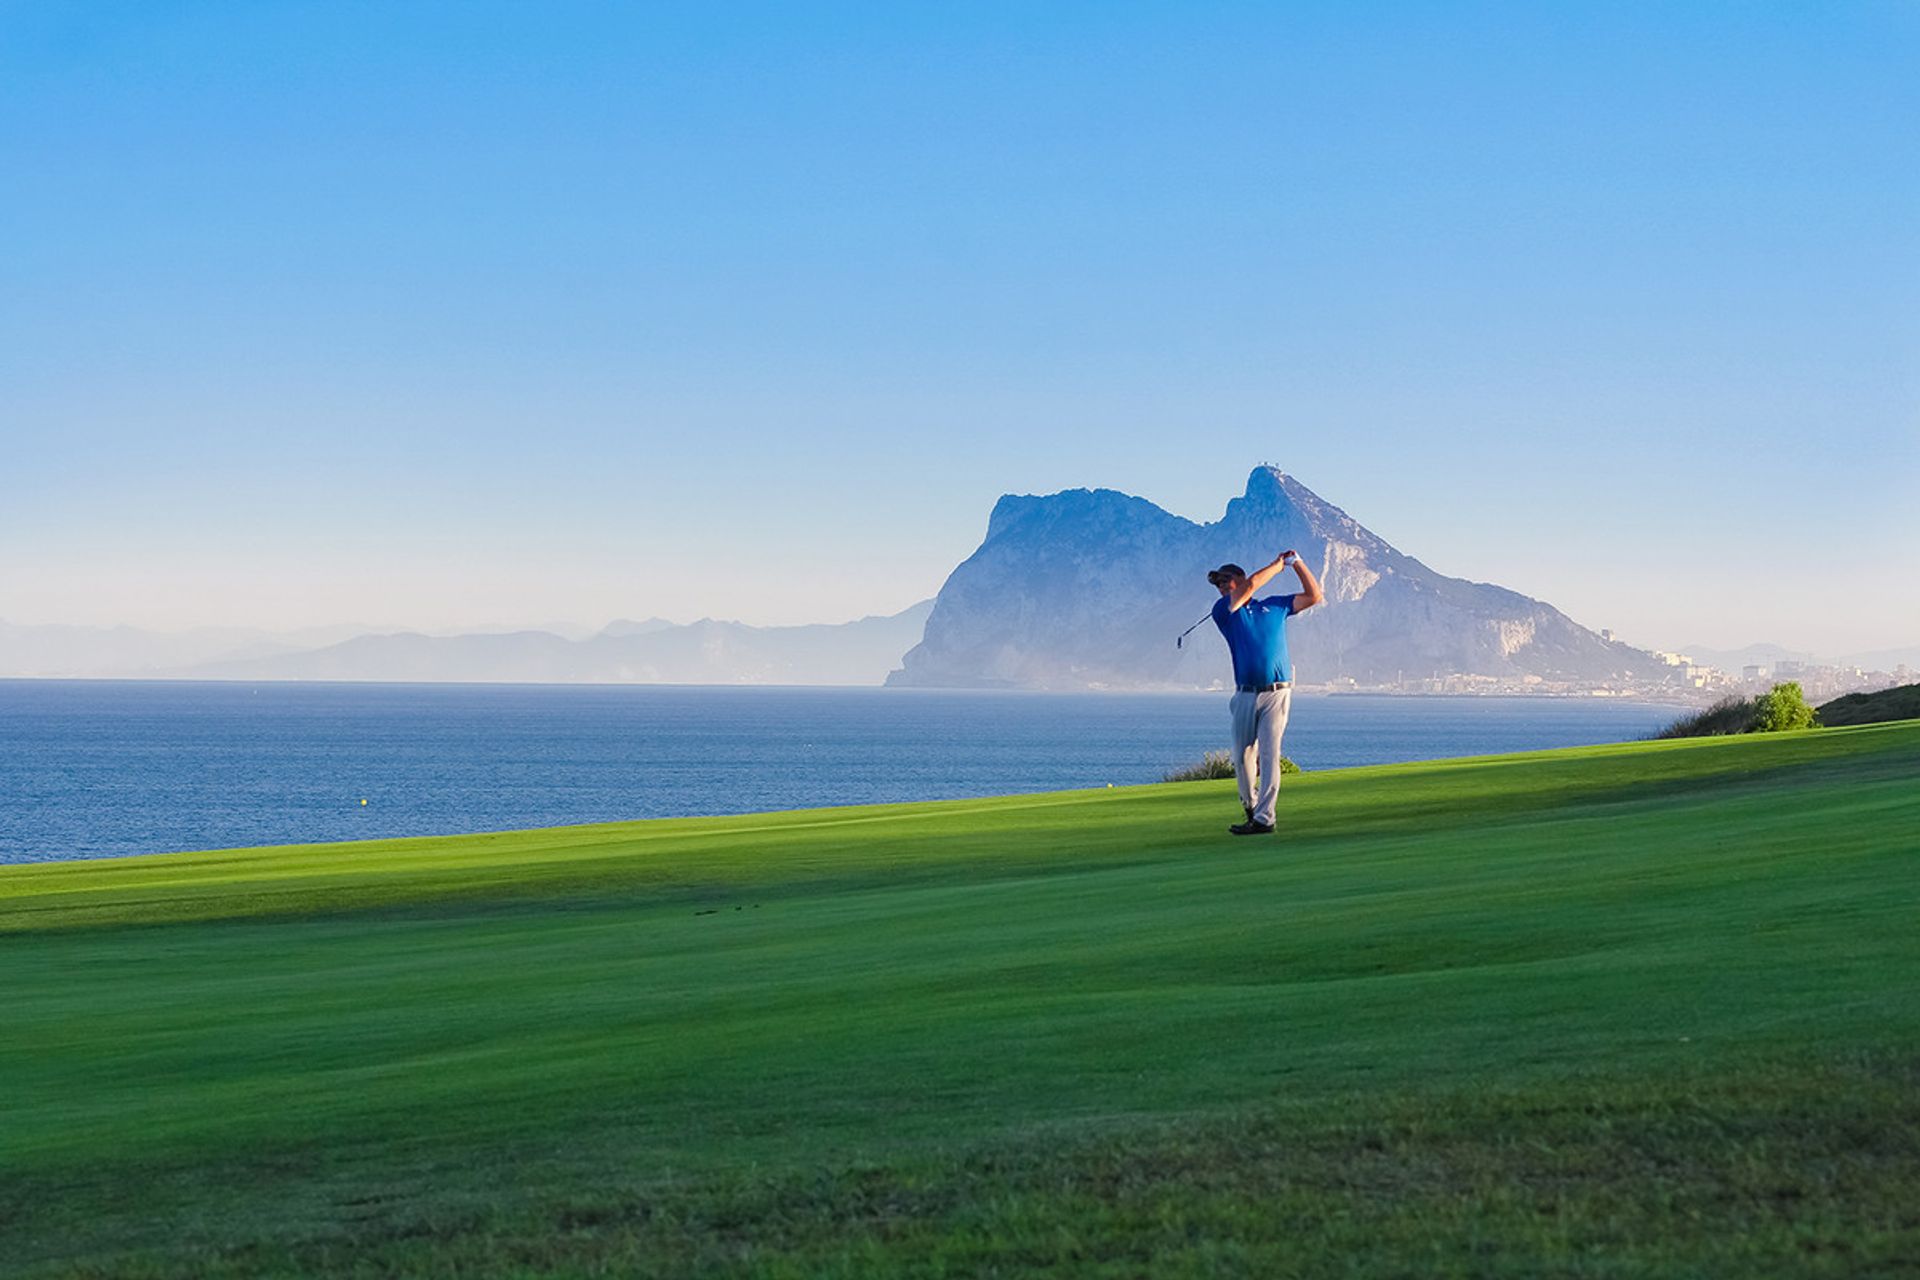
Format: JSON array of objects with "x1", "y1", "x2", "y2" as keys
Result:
[
  {"x1": 7, "y1": 469, "x2": 1905, "y2": 690},
  {"x1": 1677, "y1": 641, "x2": 1920, "y2": 675},
  {"x1": 0, "y1": 605, "x2": 933, "y2": 686},
  {"x1": 889, "y1": 467, "x2": 1676, "y2": 690},
  {"x1": 0, "y1": 620, "x2": 381, "y2": 678},
  {"x1": 1836, "y1": 646, "x2": 1920, "y2": 672},
  {"x1": 1674, "y1": 642, "x2": 1817, "y2": 672}
]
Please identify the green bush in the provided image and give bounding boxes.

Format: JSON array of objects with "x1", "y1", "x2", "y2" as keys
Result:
[
  {"x1": 1163, "y1": 750, "x2": 1301, "y2": 782},
  {"x1": 1752, "y1": 681, "x2": 1818, "y2": 732},
  {"x1": 1655, "y1": 683, "x2": 1819, "y2": 739}
]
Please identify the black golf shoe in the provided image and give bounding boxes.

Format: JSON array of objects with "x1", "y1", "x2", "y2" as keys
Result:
[{"x1": 1228, "y1": 820, "x2": 1276, "y2": 836}]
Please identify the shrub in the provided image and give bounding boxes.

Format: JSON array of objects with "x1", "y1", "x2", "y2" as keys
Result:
[
  {"x1": 1654, "y1": 696, "x2": 1758, "y2": 739},
  {"x1": 1654, "y1": 683, "x2": 1819, "y2": 739},
  {"x1": 1164, "y1": 750, "x2": 1237, "y2": 782},
  {"x1": 1163, "y1": 750, "x2": 1301, "y2": 782},
  {"x1": 1752, "y1": 681, "x2": 1818, "y2": 733}
]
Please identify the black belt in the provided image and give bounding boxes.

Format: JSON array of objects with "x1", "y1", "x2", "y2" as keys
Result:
[{"x1": 1237, "y1": 681, "x2": 1291, "y2": 693}]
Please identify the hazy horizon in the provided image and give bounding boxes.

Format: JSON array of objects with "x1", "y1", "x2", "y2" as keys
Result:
[
  {"x1": 5, "y1": 5, "x2": 1915, "y2": 657},
  {"x1": 3, "y1": 464, "x2": 1917, "y2": 659}
]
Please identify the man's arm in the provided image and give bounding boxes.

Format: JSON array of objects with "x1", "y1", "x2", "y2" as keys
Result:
[
  {"x1": 1228, "y1": 551, "x2": 1296, "y2": 611},
  {"x1": 1289, "y1": 554, "x2": 1325, "y2": 614}
]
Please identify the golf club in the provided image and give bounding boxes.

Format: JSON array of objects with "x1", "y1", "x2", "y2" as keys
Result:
[{"x1": 1175, "y1": 612, "x2": 1211, "y2": 649}]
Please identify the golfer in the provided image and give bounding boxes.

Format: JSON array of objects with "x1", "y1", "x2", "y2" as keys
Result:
[{"x1": 1208, "y1": 550, "x2": 1324, "y2": 835}]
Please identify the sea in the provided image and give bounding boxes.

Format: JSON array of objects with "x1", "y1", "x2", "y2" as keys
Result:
[{"x1": 0, "y1": 680, "x2": 1688, "y2": 865}]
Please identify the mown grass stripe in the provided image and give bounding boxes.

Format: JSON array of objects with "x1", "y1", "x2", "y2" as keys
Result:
[{"x1": 2, "y1": 723, "x2": 1916, "y2": 1276}]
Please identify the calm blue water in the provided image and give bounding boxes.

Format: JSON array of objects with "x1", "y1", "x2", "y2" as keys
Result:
[{"x1": 0, "y1": 681, "x2": 1685, "y2": 864}]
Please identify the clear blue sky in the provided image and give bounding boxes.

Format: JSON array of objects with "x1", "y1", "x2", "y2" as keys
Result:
[{"x1": 4, "y1": 2, "x2": 1915, "y2": 656}]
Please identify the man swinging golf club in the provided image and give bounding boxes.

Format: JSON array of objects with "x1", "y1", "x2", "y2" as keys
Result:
[{"x1": 1208, "y1": 550, "x2": 1324, "y2": 835}]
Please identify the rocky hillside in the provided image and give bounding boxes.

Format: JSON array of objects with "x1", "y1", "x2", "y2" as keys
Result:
[{"x1": 888, "y1": 468, "x2": 1672, "y2": 690}]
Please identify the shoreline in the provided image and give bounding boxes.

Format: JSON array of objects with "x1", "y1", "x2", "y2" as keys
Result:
[
  {"x1": 0, "y1": 728, "x2": 1723, "y2": 872},
  {"x1": 0, "y1": 683, "x2": 1694, "y2": 868}
]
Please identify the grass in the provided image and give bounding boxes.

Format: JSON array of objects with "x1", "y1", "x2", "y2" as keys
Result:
[{"x1": 3, "y1": 723, "x2": 1918, "y2": 1277}]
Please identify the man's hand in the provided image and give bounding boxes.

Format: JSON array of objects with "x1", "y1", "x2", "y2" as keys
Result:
[
  {"x1": 1230, "y1": 549, "x2": 1323, "y2": 612},
  {"x1": 1288, "y1": 551, "x2": 1325, "y2": 614}
]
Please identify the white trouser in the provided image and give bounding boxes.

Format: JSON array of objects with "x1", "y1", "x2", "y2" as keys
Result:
[{"x1": 1229, "y1": 687, "x2": 1291, "y2": 826}]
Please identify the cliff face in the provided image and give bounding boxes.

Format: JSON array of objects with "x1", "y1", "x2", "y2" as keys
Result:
[{"x1": 888, "y1": 468, "x2": 1669, "y2": 689}]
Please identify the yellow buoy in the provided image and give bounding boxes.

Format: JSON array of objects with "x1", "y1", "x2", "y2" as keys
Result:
[{"x1": 359, "y1": 798, "x2": 368, "y2": 806}]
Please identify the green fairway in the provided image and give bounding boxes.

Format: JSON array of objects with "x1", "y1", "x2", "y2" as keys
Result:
[{"x1": 4, "y1": 723, "x2": 1917, "y2": 1277}]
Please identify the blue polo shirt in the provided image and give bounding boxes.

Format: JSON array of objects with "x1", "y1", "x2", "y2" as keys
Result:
[{"x1": 1212, "y1": 594, "x2": 1297, "y2": 687}]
